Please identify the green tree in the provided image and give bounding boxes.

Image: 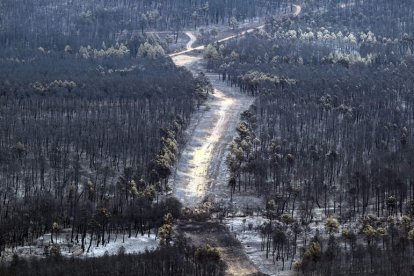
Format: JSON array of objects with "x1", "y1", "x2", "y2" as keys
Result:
[
  {"x1": 325, "y1": 216, "x2": 339, "y2": 235},
  {"x1": 210, "y1": 28, "x2": 218, "y2": 38},
  {"x1": 203, "y1": 44, "x2": 219, "y2": 60},
  {"x1": 363, "y1": 225, "x2": 377, "y2": 245},
  {"x1": 230, "y1": 17, "x2": 239, "y2": 30}
]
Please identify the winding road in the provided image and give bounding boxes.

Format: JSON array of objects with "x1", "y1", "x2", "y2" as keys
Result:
[
  {"x1": 169, "y1": 3, "x2": 301, "y2": 208},
  {"x1": 169, "y1": 19, "x2": 259, "y2": 276},
  {"x1": 170, "y1": 37, "x2": 258, "y2": 276},
  {"x1": 168, "y1": 5, "x2": 301, "y2": 275},
  {"x1": 170, "y1": 4, "x2": 301, "y2": 58}
]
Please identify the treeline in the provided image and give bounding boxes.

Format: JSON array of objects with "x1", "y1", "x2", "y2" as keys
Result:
[
  {"x1": 264, "y1": 0, "x2": 414, "y2": 59},
  {"x1": 0, "y1": 0, "x2": 283, "y2": 50},
  {"x1": 301, "y1": 0, "x2": 414, "y2": 39},
  {"x1": 0, "y1": 239, "x2": 225, "y2": 276}
]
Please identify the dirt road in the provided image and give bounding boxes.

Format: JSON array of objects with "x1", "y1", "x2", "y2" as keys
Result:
[
  {"x1": 168, "y1": 6, "x2": 302, "y2": 274},
  {"x1": 170, "y1": 49, "x2": 253, "y2": 208},
  {"x1": 169, "y1": 23, "x2": 258, "y2": 276}
]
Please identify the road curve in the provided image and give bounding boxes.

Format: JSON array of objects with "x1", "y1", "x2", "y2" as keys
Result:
[
  {"x1": 293, "y1": 4, "x2": 302, "y2": 17},
  {"x1": 169, "y1": 5, "x2": 301, "y2": 58}
]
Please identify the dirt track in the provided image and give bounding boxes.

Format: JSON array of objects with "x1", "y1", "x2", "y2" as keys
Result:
[
  {"x1": 178, "y1": 221, "x2": 264, "y2": 276},
  {"x1": 170, "y1": 34, "x2": 258, "y2": 276},
  {"x1": 170, "y1": 53, "x2": 254, "y2": 208},
  {"x1": 168, "y1": 6, "x2": 302, "y2": 274}
]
